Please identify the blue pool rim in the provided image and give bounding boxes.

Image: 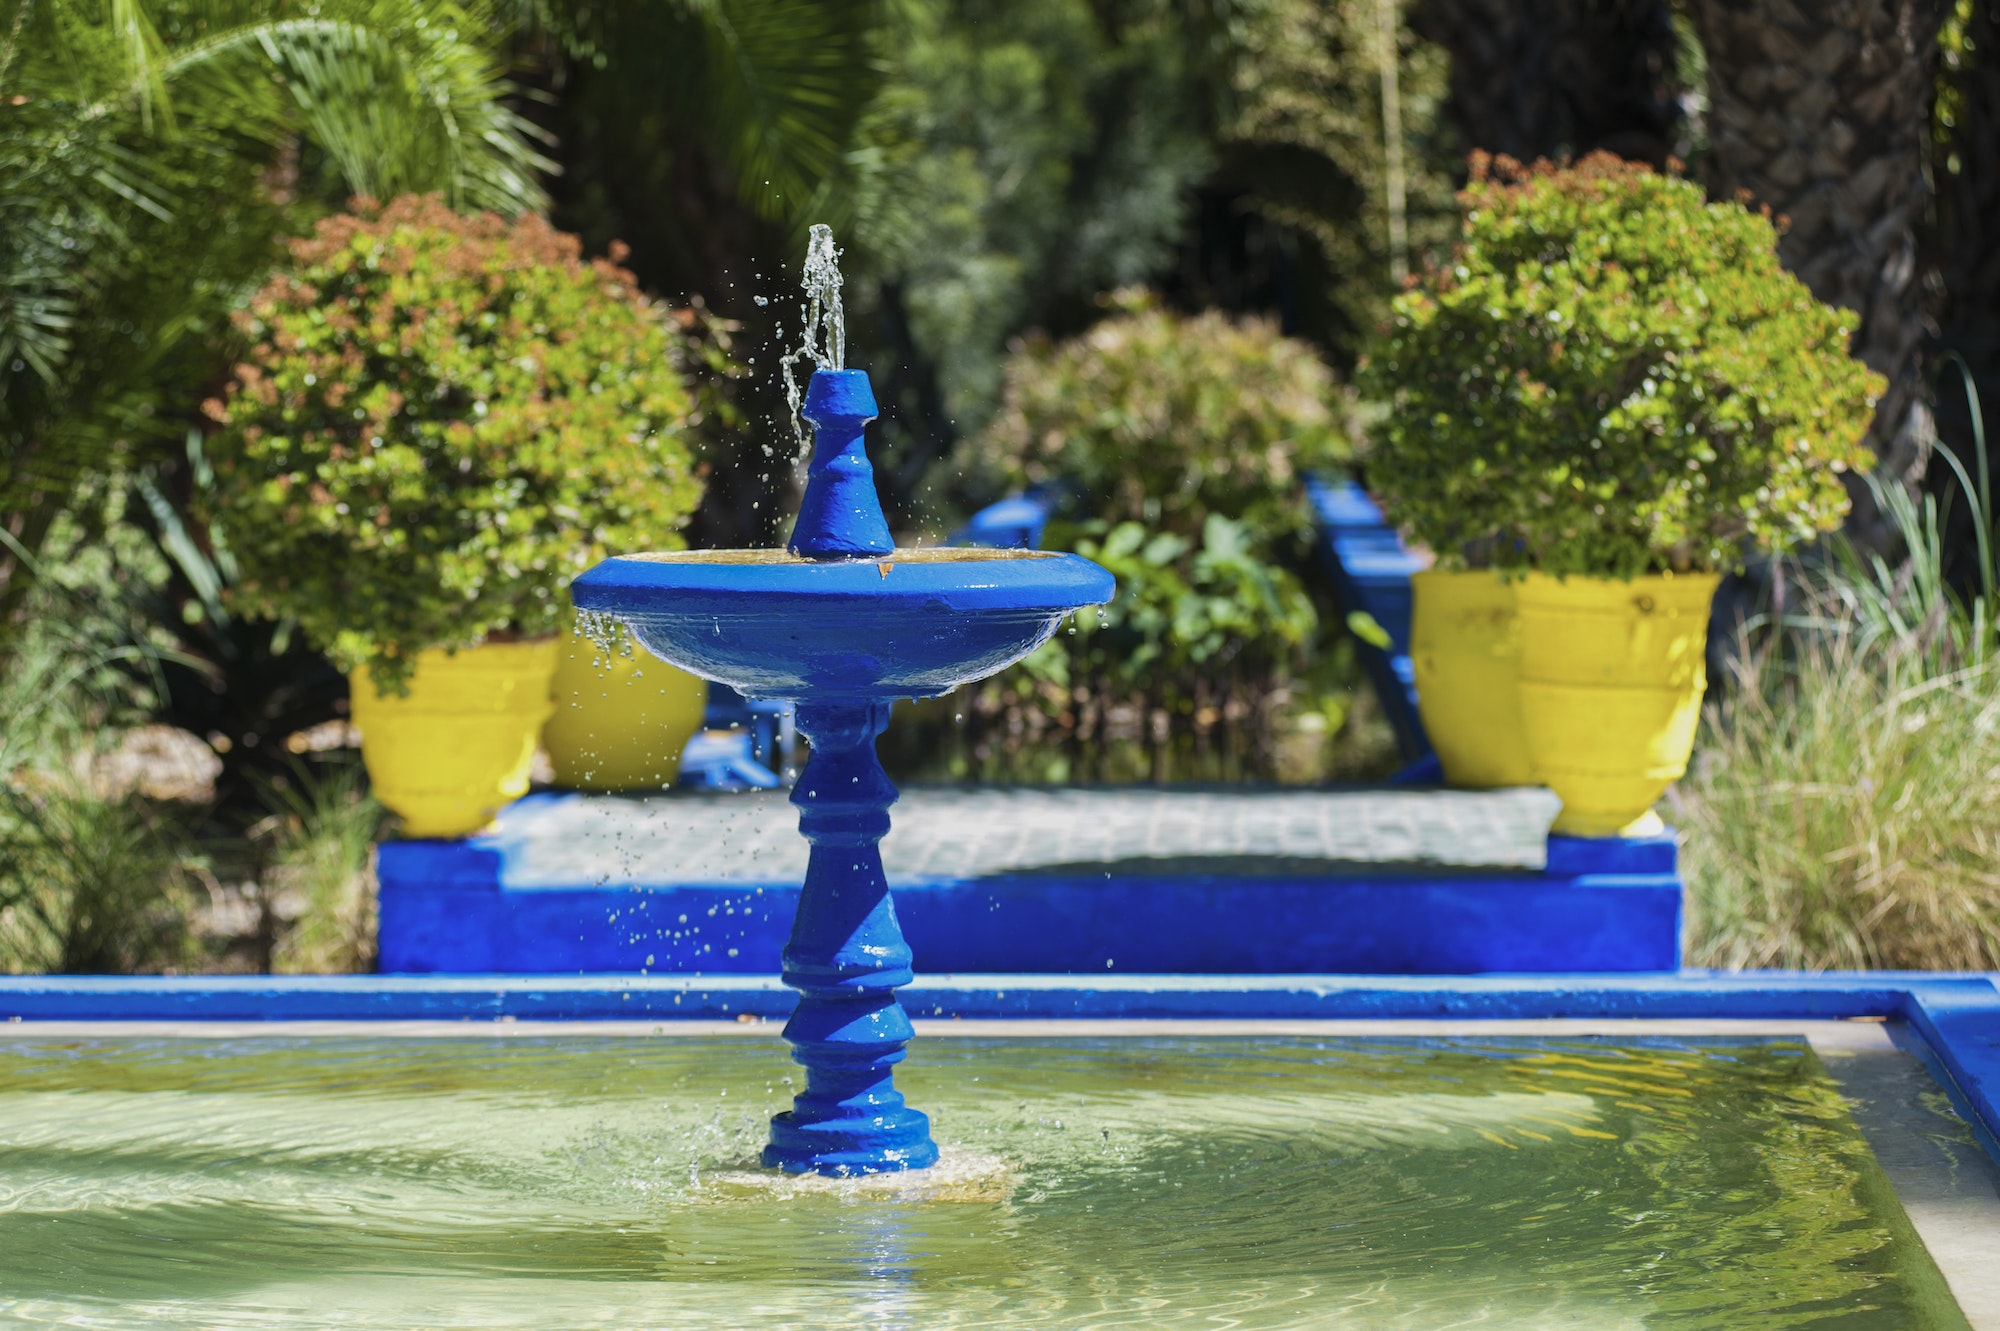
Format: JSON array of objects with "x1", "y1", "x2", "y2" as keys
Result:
[
  {"x1": 2, "y1": 971, "x2": 1995, "y2": 1166},
  {"x1": 571, "y1": 549, "x2": 1115, "y2": 616}
]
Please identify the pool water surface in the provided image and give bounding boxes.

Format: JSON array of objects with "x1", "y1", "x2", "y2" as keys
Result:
[{"x1": 0, "y1": 1034, "x2": 1977, "y2": 1329}]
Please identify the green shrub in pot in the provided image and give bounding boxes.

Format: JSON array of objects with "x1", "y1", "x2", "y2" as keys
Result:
[
  {"x1": 1358, "y1": 152, "x2": 1880, "y2": 579},
  {"x1": 203, "y1": 195, "x2": 705, "y2": 834},
  {"x1": 1357, "y1": 153, "x2": 1883, "y2": 832},
  {"x1": 203, "y1": 193, "x2": 705, "y2": 693}
]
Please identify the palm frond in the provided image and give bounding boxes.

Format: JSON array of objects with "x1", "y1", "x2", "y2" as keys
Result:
[
  {"x1": 164, "y1": 9, "x2": 549, "y2": 213},
  {"x1": 691, "y1": 0, "x2": 876, "y2": 217},
  {"x1": 0, "y1": 99, "x2": 170, "y2": 388},
  {"x1": 3, "y1": 0, "x2": 554, "y2": 653},
  {"x1": 558, "y1": 0, "x2": 879, "y2": 222},
  {"x1": 107, "y1": 0, "x2": 173, "y2": 130}
]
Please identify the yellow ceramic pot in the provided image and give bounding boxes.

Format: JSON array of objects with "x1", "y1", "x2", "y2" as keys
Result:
[
  {"x1": 544, "y1": 619, "x2": 708, "y2": 792},
  {"x1": 1410, "y1": 569, "x2": 1535, "y2": 788},
  {"x1": 349, "y1": 640, "x2": 559, "y2": 839},
  {"x1": 1515, "y1": 571, "x2": 1721, "y2": 838}
]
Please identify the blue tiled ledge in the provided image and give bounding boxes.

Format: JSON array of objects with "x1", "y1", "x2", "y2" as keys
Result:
[{"x1": 375, "y1": 827, "x2": 1684, "y2": 976}]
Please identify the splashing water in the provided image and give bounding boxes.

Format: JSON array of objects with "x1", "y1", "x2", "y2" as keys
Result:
[
  {"x1": 574, "y1": 608, "x2": 629, "y2": 662},
  {"x1": 779, "y1": 224, "x2": 847, "y2": 456}
]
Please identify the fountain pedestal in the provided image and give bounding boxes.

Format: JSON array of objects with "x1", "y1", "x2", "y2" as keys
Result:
[
  {"x1": 763, "y1": 701, "x2": 937, "y2": 1173},
  {"x1": 571, "y1": 364, "x2": 1112, "y2": 1175}
]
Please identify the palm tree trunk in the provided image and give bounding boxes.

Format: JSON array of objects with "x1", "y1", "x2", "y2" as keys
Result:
[
  {"x1": 1689, "y1": 0, "x2": 1945, "y2": 546},
  {"x1": 1414, "y1": 0, "x2": 1683, "y2": 166},
  {"x1": 1935, "y1": 0, "x2": 2000, "y2": 380},
  {"x1": 1927, "y1": 0, "x2": 2000, "y2": 581}
]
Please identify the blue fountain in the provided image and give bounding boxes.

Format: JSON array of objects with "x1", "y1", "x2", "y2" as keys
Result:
[{"x1": 573, "y1": 346, "x2": 1111, "y2": 1175}]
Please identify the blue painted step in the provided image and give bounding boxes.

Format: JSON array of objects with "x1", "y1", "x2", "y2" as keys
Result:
[
  {"x1": 376, "y1": 796, "x2": 1680, "y2": 976},
  {"x1": 679, "y1": 683, "x2": 793, "y2": 790},
  {"x1": 1303, "y1": 473, "x2": 1432, "y2": 766},
  {"x1": 949, "y1": 486, "x2": 1059, "y2": 549}
]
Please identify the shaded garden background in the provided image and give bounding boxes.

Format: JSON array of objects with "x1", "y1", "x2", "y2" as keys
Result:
[{"x1": 3, "y1": 0, "x2": 1999, "y2": 973}]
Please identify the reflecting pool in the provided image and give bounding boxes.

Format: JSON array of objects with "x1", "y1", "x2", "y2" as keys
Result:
[{"x1": 0, "y1": 1035, "x2": 1972, "y2": 1329}]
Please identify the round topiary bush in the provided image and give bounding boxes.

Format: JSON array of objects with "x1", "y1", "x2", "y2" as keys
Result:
[
  {"x1": 973, "y1": 292, "x2": 1348, "y2": 693},
  {"x1": 203, "y1": 195, "x2": 704, "y2": 690},
  {"x1": 978, "y1": 291, "x2": 1349, "y2": 545},
  {"x1": 1358, "y1": 153, "x2": 1883, "y2": 578},
  {"x1": 926, "y1": 292, "x2": 1371, "y2": 784}
]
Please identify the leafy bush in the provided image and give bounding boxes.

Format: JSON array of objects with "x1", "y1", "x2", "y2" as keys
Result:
[
  {"x1": 1026, "y1": 516, "x2": 1319, "y2": 688},
  {"x1": 204, "y1": 195, "x2": 705, "y2": 690},
  {"x1": 974, "y1": 293, "x2": 1347, "y2": 697},
  {"x1": 934, "y1": 294, "x2": 1387, "y2": 782},
  {"x1": 1359, "y1": 154, "x2": 1883, "y2": 578},
  {"x1": 978, "y1": 291, "x2": 1349, "y2": 545}
]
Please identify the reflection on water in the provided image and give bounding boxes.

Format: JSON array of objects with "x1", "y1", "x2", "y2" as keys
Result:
[{"x1": 0, "y1": 1036, "x2": 1967, "y2": 1329}]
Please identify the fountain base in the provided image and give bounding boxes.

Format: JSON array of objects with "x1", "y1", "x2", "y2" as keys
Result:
[
  {"x1": 763, "y1": 701, "x2": 940, "y2": 1174},
  {"x1": 717, "y1": 1146, "x2": 1013, "y2": 1200}
]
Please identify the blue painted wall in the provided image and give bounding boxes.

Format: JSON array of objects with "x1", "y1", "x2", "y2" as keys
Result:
[{"x1": 377, "y1": 832, "x2": 1682, "y2": 975}]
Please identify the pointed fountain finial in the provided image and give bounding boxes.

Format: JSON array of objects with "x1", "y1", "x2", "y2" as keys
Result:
[{"x1": 783, "y1": 226, "x2": 893, "y2": 560}]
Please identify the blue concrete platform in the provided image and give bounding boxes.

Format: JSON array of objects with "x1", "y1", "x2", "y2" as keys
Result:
[{"x1": 375, "y1": 788, "x2": 1683, "y2": 975}]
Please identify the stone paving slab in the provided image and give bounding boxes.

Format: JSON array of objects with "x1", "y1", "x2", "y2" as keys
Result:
[{"x1": 496, "y1": 786, "x2": 1565, "y2": 888}]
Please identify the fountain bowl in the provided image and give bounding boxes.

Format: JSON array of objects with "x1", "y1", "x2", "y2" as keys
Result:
[{"x1": 571, "y1": 546, "x2": 1113, "y2": 703}]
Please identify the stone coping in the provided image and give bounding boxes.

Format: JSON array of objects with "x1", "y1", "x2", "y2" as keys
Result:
[
  {"x1": 490, "y1": 786, "x2": 1567, "y2": 887},
  {"x1": 0, "y1": 972, "x2": 1993, "y2": 1168}
]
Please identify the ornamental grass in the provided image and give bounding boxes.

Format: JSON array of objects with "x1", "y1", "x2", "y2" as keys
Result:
[
  {"x1": 1674, "y1": 628, "x2": 2000, "y2": 971},
  {"x1": 1676, "y1": 431, "x2": 2000, "y2": 971}
]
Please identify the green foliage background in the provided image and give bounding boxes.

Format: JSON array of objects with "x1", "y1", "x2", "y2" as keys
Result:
[
  {"x1": 0, "y1": 0, "x2": 549, "y2": 653},
  {"x1": 835, "y1": 0, "x2": 1224, "y2": 517},
  {"x1": 835, "y1": 0, "x2": 1454, "y2": 524},
  {"x1": 532, "y1": 0, "x2": 1453, "y2": 539},
  {"x1": 1222, "y1": 0, "x2": 1456, "y2": 348}
]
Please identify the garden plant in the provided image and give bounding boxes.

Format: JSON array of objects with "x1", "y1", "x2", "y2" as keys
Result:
[
  {"x1": 205, "y1": 194, "x2": 704, "y2": 687},
  {"x1": 1676, "y1": 368, "x2": 2000, "y2": 971},
  {"x1": 204, "y1": 195, "x2": 705, "y2": 833},
  {"x1": 0, "y1": 0, "x2": 1991, "y2": 980},
  {"x1": 1361, "y1": 153, "x2": 1882, "y2": 830},
  {"x1": 926, "y1": 292, "x2": 1379, "y2": 783}
]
